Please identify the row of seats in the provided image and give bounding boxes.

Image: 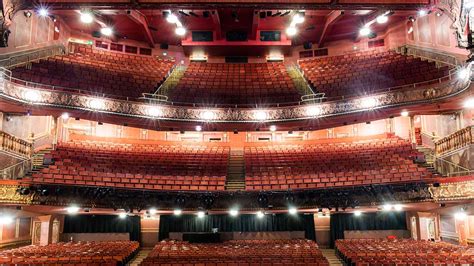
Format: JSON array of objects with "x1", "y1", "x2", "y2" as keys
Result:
[
  {"x1": 25, "y1": 140, "x2": 229, "y2": 191},
  {"x1": 335, "y1": 239, "x2": 474, "y2": 265},
  {"x1": 244, "y1": 135, "x2": 434, "y2": 191},
  {"x1": 141, "y1": 239, "x2": 329, "y2": 266},
  {"x1": 11, "y1": 43, "x2": 174, "y2": 99},
  {"x1": 0, "y1": 241, "x2": 139, "y2": 265},
  {"x1": 168, "y1": 62, "x2": 302, "y2": 105},
  {"x1": 299, "y1": 50, "x2": 451, "y2": 98}
]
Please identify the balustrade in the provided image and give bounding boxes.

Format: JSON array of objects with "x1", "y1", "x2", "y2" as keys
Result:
[
  {"x1": 435, "y1": 126, "x2": 474, "y2": 155},
  {"x1": 0, "y1": 131, "x2": 32, "y2": 158}
]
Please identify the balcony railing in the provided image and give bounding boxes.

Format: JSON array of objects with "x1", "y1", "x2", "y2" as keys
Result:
[
  {"x1": 0, "y1": 131, "x2": 32, "y2": 158},
  {"x1": 435, "y1": 126, "x2": 474, "y2": 155}
]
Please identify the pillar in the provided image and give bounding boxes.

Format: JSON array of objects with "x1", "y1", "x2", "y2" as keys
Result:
[{"x1": 140, "y1": 216, "x2": 160, "y2": 247}]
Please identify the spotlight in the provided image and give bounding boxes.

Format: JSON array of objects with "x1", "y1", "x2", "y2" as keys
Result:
[
  {"x1": 256, "y1": 211, "x2": 265, "y2": 218},
  {"x1": 24, "y1": 90, "x2": 41, "y2": 102},
  {"x1": 80, "y1": 11, "x2": 94, "y2": 24},
  {"x1": 167, "y1": 14, "x2": 178, "y2": 23},
  {"x1": 463, "y1": 98, "x2": 474, "y2": 109},
  {"x1": 458, "y1": 67, "x2": 471, "y2": 80},
  {"x1": 118, "y1": 212, "x2": 127, "y2": 219},
  {"x1": 229, "y1": 209, "x2": 239, "y2": 217},
  {"x1": 66, "y1": 206, "x2": 80, "y2": 214},
  {"x1": 38, "y1": 8, "x2": 49, "y2": 17},
  {"x1": 269, "y1": 125, "x2": 277, "y2": 132},
  {"x1": 88, "y1": 98, "x2": 106, "y2": 110},
  {"x1": 61, "y1": 113, "x2": 69, "y2": 120},
  {"x1": 24, "y1": 11, "x2": 32, "y2": 18},
  {"x1": 197, "y1": 211, "x2": 205, "y2": 218},
  {"x1": 306, "y1": 105, "x2": 321, "y2": 117},
  {"x1": 394, "y1": 204, "x2": 403, "y2": 211},
  {"x1": 360, "y1": 97, "x2": 377, "y2": 109},
  {"x1": 418, "y1": 10, "x2": 427, "y2": 17},
  {"x1": 100, "y1": 27, "x2": 113, "y2": 36},
  {"x1": 201, "y1": 110, "x2": 215, "y2": 121},
  {"x1": 17, "y1": 187, "x2": 31, "y2": 195},
  {"x1": 292, "y1": 14, "x2": 305, "y2": 24},
  {"x1": 454, "y1": 211, "x2": 467, "y2": 220},
  {"x1": 382, "y1": 204, "x2": 393, "y2": 211},
  {"x1": 376, "y1": 15, "x2": 388, "y2": 24},
  {"x1": 288, "y1": 207, "x2": 298, "y2": 215},
  {"x1": 195, "y1": 125, "x2": 202, "y2": 132},
  {"x1": 286, "y1": 27, "x2": 297, "y2": 36},
  {"x1": 149, "y1": 208, "x2": 157, "y2": 215},
  {"x1": 173, "y1": 209, "x2": 182, "y2": 216},
  {"x1": 175, "y1": 27, "x2": 186, "y2": 36},
  {"x1": 254, "y1": 111, "x2": 267, "y2": 121},
  {"x1": 359, "y1": 27, "x2": 371, "y2": 36},
  {"x1": 146, "y1": 106, "x2": 162, "y2": 117},
  {"x1": 354, "y1": 210, "x2": 362, "y2": 216},
  {"x1": 400, "y1": 110, "x2": 409, "y2": 117},
  {"x1": 0, "y1": 216, "x2": 13, "y2": 225}
]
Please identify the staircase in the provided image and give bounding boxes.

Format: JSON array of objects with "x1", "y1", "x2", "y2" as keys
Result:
[
  {"x1": 321, "y1": 249, "x2": 344, "y2": 266},
  {"x1": 153, "y1": 65, "x2": 186, "y2": 96},
  {"x1": 287, "y1": 65, "x2": 315, "y2": 96},
  {"x1": 23, "y1": 148, "x2": 53, "y2": 179},
  {"x1": 127, "y1": 248, "x2": 151, "y2": 266},
  {"x1": 415, "y1": 146, "x2": 442, "y2": 177},
  {"x1": 225, "y1": 148, "x2": 245, "y2": 191}
]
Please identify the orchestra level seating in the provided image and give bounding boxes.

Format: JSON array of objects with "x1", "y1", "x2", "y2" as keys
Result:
[
  {"x1": 0, "y1": 241, "x2": 139, "y2": 265},
  {"x1": 141, "y1": 239, "x2": 329, "y2": 266},
  {"x1": 335, "y1": 239, "x2": 474, "y2": 265},
  {"x1": 168, "y1": 62, "x2": 302, "y2": 105},
  {"x1": 298, "y1": 50, "x2": 451, "y2": 99},
  {"x1": 25, "y1": 139, "x2": 229, "y2": 191},
  {"x1": 244, "y1": 134, "x2": 434, "y2": 191},
  {"x1": 10, "y1": 44, "x2": 174, "y2": 99}
]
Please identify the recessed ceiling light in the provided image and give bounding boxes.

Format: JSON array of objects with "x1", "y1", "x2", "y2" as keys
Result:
[
  {"x1": 175, "y1": 27, "x2": 186, "y2": 36},
  {"x1": 167, "y1": 14, "x2": 178, "y2": 23},
  {"x1": 100, "y1": 27, "x2": 113, "y2": 36},
  {"x1": 80, "y1": 12, "x2": 94, "y2": 24},
  {"x1": 286, "y1": 27, "x2": 297, "y2": 36},
  {"x1": 359, "y1": 27, "x2": 371, "y2": 36},
  {"x1": 376, "y1": 15, "x2": 388, "y2": 24}
]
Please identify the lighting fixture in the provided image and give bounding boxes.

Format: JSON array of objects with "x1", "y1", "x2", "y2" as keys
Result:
[
  {"x1": 166, "y1": 14, "x2": 178, "y2": 23},
  {"x1": 61, "y1": 113, "x2": 70, "y2": 120},
  {"x1": 147, "y1": 106, "x2": 162, "y2": 117},
  {"x1": 286, "y1": 27, "x2": 297, "y2": 36},
  {"x1": 66, "y1": 206, "x2": 80, "y2": 214},
  {"x1": 195, "y1": 125, "x2": 202, "y2": 132},
  {"x1": 254, "y1": 111, "x2": 268, "y2": 121},
  {"x1": 175, "y1": 27, "x2": 186, "y2": 36},
  {"x1": 256, "y1": 211, "x2": 265, "y2": 218},
  {"x1": 454, "y1": 211, "x2": 467, "y2": 220},
  {"x1": 118, "y1": 213, "x2": 127, "y2": 219},
  {"x1": 88, "y1": 98, "x2": 106, "y2": 110},
  {"x1": 418, "y1": 10, "x2": 427, "y2": 17},
  {"x1": 408, "y1": 27, "x2": 414, "y2": 34},
  {"x1": 400, "y1": 110, "x2": 409, "y2": 117},
  {"x1": 201, "y1": 110, "x2": 215, "y2": 121},
  {"x1": 24, "y1": 90, "x2": 41, "y2": 102},
  {"x1": 463, "y1": 98, "x2": 474, "y2": 109},
  {"x1": 306, "y1": 105, "x2": 322, "y2": 117},
  {"x1": 359, "y1": 27, "x2": 371, "y2": 36},
  {"x1": 173, "y1": 209, "x2": 182, "y2": 216},
  {"x1": 80, "y1": 11, "x2": 94, "y2": 24},
  {"x1": 38, "y1": 8, "x2": 49, "y2": 17},
  {"x1": 229, "y1": 209, "x2": 239, "y2": 217},
  {"x1": 293, "y1": 14, "x2": 305, "y2": 24},
  {"x1": 376, "y1": 15, "x2": 388, "y2": 24},
  {"x1": 458, "y1": 67, "x2": 471, "y2": 80},
  {"x1": 100, "y1": 27, "x2": 113, "y2": 36},
  {"x1": 197, "y1": 211, "x2": 205, "y2": 218},
  {"x1": 0, "y1": 216, "x2": 13, "y2": 225},
  {"x1": 354, "y1": 210, "x2": 362, "y2": 216},
  {"x1": 269, "y1": 125, "x2": 277, "y2": 132},
  {"x1": 382, "y1": 204, "x2": 393, "y2": 211},
  {"x1": 394, "y1": 204, "x2": 403, "y2": 211},
  {"x1": 360, "y1": 97, "x2": 377, "y2": 109},
  {"x1": 149, "y1": 208, "x2": 157, "y2": 215},
  {"x1": 288, "y1": 207, "x2": 298, "y2": 215}
]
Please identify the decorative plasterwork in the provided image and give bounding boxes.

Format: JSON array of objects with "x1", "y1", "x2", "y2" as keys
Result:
[
  {"x1": 0, "y1": 70, "x2": 470, "y2": 123},
  {"x1": 429, "y1": 180, "x2": 474, "y2": 201},
  {"x1": 0, "y1": 184, "x2": 34, "y2": 204}
]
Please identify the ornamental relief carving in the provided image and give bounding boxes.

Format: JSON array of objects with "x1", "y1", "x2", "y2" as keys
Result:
[
  {"x1": 0, "y1": 185, "x2": 34, "y2": 204},
  {"x1": 429, "y1": 181, "x2": 474, "y2": 201}
]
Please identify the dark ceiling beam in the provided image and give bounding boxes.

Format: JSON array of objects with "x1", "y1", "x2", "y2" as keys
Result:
[
  {"x1": 318, "y1": 10, "x2": 344, "y2": 48},
  {"x1": 126, "y1": 10, "x2": 156, "y2": 48}
]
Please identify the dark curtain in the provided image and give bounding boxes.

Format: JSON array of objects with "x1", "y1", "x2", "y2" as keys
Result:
[
  {"x1": 159, "y1": 214, "x2": 315, "y2": 241},
  {"x1": 63, "y1": 215, "x2": 141, "y2": 242},
  {"x1": 329, "y1": 212, "x2": 407, "y2": 248}
]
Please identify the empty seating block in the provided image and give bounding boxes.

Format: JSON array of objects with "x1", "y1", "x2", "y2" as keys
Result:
[
  {"x1": 26, "y1": 140, "x2": 230, "y2": 191},
  {"x1": 335, "y1": 239, "x2": 474, "y2": 265},
  {"x1": 169, "y1": 62, "x2": 302, "y2": 105},
  {"x1": 11, "y1": 43, "x2": 174, "y2": 99},
  {"x1": 141, "y1": 239, "x2": 329, "y2": 265},
  {"x1": 244, "y1": 135, "x2": 434, "y2": 191},
  {"x1": 299, "y1": 50, "x2": 451, "y2": 98},
  {"x1": 0, "y1": 241, "x2": 139, "y2": 265}
]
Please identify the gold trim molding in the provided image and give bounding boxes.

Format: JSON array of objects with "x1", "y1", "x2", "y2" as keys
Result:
[
  {"x1": 0, "y1": 185, "x2": 34, "y2": 204},
  {"x1": 429, "y1": 180, "x2": 474, "y2": 201}
]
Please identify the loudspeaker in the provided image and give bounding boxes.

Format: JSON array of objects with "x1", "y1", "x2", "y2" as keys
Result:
[
  {"x1": 303, "y1": 42, "x2": 312, "y2": 50},
  {"x1": 160, "y1": 43, "x2": 169, "y2": 50}
]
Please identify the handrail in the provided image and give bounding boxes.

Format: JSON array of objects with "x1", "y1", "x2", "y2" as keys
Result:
[
  {"x1": 0, "y1": 157, "x2": 32, "y2": 180},
  {"x1": 0, "y1": 131, "x2": 33, "y2": 158},
  {"x1": 397, "y1": 44, "x2": 462, "y2": 67},
  {"x1": 420, "y1": 131, "x2": 439, "y2": 149},
  {"x1": 0, "y1": 45, "x2": 66, "y2": 68},
  {"x1": 435, "y1": 126, "x2": 473, "y2": 155},
  {"x1": 0, "y1": 65, "x2": 465, "y2": 109},
  {"x1": 292, "y1": 63, "x2": 316, "y2": 95},
  {"x1": 433, "y1": 156, "x2": 472, "y2": 177}
]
